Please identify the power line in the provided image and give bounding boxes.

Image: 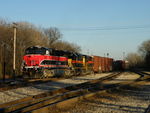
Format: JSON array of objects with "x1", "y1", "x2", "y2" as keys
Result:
[{"x1": 59, "y1": 25, "x2": 150, "y2": 31}]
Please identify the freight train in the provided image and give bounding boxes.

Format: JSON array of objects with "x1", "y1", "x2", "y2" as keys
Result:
[{"x1": 22, "y1": 46, "x2": 124, "y2": 78}]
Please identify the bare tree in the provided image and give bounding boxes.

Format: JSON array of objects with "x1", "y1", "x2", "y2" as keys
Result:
[
  {"x1": 138, "y1": 39, "x2": 150, "y2": 69},
  {"x1": 0, "y1": 19, "x2": 14, "y2": 76},
  {"x1": 139, "y1": 40, "x2": 150, "y2": 56},
  {"x1": 52, "y1": 41, "x2": 81, "y2": 53},
  {"x1": 0, "y1": 18, "x2": 9, "y2": 26},
  {"x1": 15, "y1": 22, "x2": 50, "y2": 74},
  {"x1": 126, "y1": 53, "x2": 144, "y2": 68},
  {"x1": 43, "y1": 27, "x2": 62, "y2": 47}
]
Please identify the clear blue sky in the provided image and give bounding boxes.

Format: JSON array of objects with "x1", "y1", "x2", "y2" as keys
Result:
[{"x1": 0, "y1": 0, "x2": 150, "y2": 59}]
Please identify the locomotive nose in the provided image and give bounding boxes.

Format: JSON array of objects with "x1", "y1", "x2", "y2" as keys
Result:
[
  {"x1": 30, "y1": 60, "x2": 39, "y2": 66},
  {"x1": 24, "y1": 55, "x2": 40, "y2": 66}
]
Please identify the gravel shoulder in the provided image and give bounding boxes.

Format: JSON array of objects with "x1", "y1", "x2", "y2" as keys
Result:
[
  {"x1": 66, "y1": 85, "x2": 150, "y2": 113},
  {"x1": 103, "y1": 71, "x2": 140, "y2": 85}
]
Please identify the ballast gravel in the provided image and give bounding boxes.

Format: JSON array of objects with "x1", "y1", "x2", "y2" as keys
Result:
[
  {"x1": 54, "y1": 72, "x2": 150, "y2": 113},
  {"x1": 0, "y1": 71, "x2": 143, "y2": 113},
  {"x1": 65, "y1": 84, "x2": 150, "y2": 113},
  {"x1": 0, "y1": 73, "x2": 111, "y2": 104}
]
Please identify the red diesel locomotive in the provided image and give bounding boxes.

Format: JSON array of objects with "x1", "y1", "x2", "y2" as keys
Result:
[{"x1": 22, "y1": 46, "x2": 94, "y2": 78}]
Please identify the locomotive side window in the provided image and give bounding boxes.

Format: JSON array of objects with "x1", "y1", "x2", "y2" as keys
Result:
[{"x1": 25, "y1": 48, "x2": 46, "y2": 55}]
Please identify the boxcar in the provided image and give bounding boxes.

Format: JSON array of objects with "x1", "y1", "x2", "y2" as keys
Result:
[{"x1": 93, "y1": 56, "x2": 113, "y2": 73}]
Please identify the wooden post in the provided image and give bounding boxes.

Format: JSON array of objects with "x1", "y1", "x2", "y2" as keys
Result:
[
  {"x1": 3, "y1": 44, "x2": 5, "y2": 82},
  {"x1": 13, "y1": 23, "x2": 17, "y2": 79}
]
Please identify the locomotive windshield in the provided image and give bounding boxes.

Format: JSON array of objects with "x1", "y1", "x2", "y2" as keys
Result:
[{"x1": 25, "y1": 47, "x2": 47, "y2": 55}]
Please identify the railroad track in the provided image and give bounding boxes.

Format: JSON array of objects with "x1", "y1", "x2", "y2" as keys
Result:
[
  {"x1": 1, "y1": 70, "x2": 149, "y2": 113},
  {"x1": 0, "y1": 72, "x2": 122, "y2": 113},
  {"x1": 132, "y1": 70, "x2": 150, "y2": 82},
  {"x1": 32, "y1": 71, "x2": 149, "y2": 113},
  {"x1": 0, "y1": 72, "x2": 109, "y2": 92},
  {"x1": 0, "y1": 77, "x2": 64, "y2": 92}
]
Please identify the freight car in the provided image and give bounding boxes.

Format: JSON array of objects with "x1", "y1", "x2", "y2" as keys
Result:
[
  {"x1": 22, "y1": 46, "x2": 116, "y2": 78},
  {"x1": 22, "y1": 46, "x2": 94, "y2": 78},
  {"x1": 113, "y1": 60, "x2": 125, "y2": 71},
  {"x1": 93, "y1": 56, "x2": 113, "y2": 73}
]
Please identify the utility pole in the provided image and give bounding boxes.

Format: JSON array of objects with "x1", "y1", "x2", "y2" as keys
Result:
[
  {"x1": 0, "y1": 43, "x2": 5, "y2": 82},
  {"x1": 3, "y1": 44, "x2": 6, "y2": 82},
  {"x1": 104, "y1": 53, "x2": 106, "y2": 72},
  {"x1": 13, "y1": 23, "x2": 17, "y2": 79},
  {"x1": 123, "y1": 52, "x2": 125, "y2": 60},
  {"x1": 107, "y1": 53, "x2": 109, "y2": 58}
]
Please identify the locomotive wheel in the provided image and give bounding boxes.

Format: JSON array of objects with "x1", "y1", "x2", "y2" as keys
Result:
[
  {"x1": 29, "y1": 71, "x2": 35, "y2": 78},
  {"x1": 64, "y1": 70, "x2": 72, "y2": 78},
  {"x1": 81, "y1": 69, "x2": 87, "y2": 75},
  {"x1": 43, "y1": 69, "x2": 55, "y2": 78},
  {"x1": 89, "y1": 70, "x2": 94, "y2": 75}
]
